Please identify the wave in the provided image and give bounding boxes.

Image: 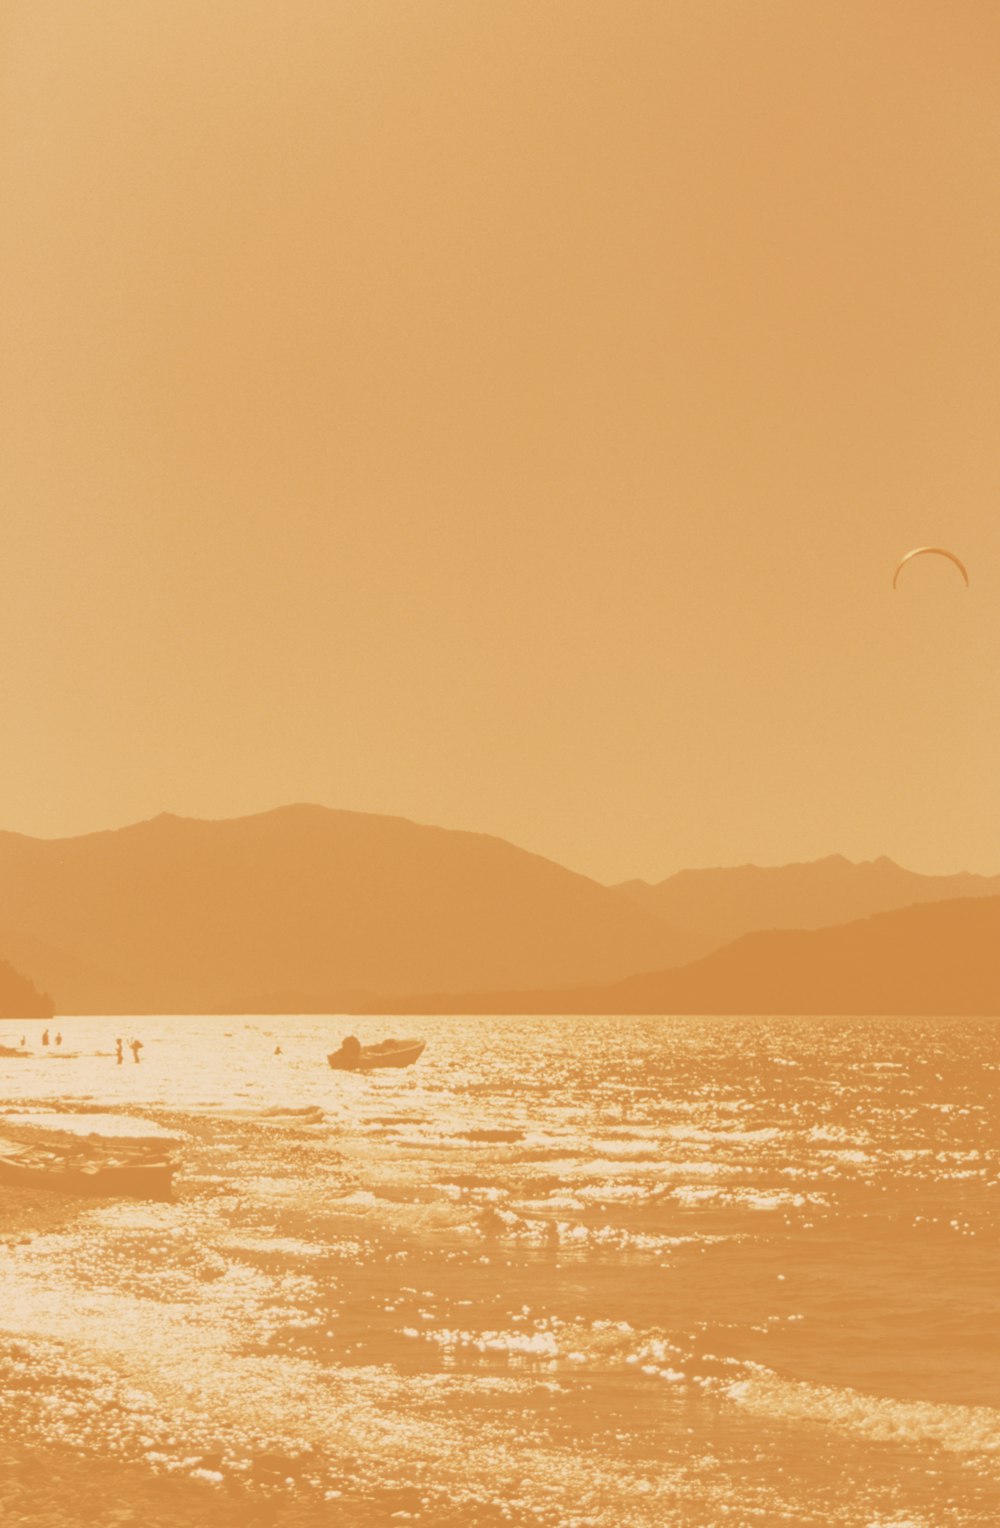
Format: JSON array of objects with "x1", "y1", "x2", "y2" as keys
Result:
[{"x1": 727, "y1": 1370, "x2": 1000, "y2": 1459}]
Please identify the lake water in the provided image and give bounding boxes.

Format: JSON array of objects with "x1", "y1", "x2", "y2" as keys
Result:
[{"x1": 1, "y1": 1013, "x2": 999, "y2": 1525}]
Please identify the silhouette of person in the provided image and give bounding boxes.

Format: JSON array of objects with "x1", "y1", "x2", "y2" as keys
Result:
[
  {"x1": 20, "y1": 1036, "x2": 26, "y2": 1048},
  {"x1": 336, "y1": 1035, "x2": 362, "y2": 1066},
  {"x1": 115, "y1": 1038, "x2": 124, "y2": 1065},
  {"x1": 41, "y1": 1028, "x2": 50, "y2": 1046},
  {"x1": 129, "y1": 1038, "x2": 143, "y2": 1063},
  {"x1": 54, "y1": 1031, "x2": 62, "y2": 1046}
]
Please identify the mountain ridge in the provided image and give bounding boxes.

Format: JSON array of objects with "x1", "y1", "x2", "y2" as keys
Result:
[
  {"x1": 346, "y1": 896, "x2": 1000, "y2": 1016},
  {"x1": 613, "y1": 854, "x2": 1000, "y2": 945},
  {"x1": 0, "y1": 804, "x2": 709, "y2": 1014},
  {"x1": 2, "y1": 806, "x2": 995, "y2": 1016}
]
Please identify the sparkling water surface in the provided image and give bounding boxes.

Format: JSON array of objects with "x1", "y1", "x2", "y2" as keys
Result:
[{"x1": 1, "y1": 1014, "x2": 998, "y2": 1525}]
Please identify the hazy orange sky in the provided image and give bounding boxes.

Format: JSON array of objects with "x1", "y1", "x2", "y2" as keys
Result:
[{"x1": 2, "y1": 1, "x2": 998, "y2": 882}]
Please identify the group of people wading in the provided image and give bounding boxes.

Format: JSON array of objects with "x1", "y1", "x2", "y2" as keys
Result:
[{"x1": 26, "y1": 1028, "x2": 144, "y2": 1063}]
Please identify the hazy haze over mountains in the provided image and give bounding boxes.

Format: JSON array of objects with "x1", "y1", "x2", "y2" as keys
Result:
[
  {"x1": 615, "y1": 855, "x2": 1000, "y2": 945},
  {"x1": 1, "y1": 807, "x2": 997, "y2": 1017},
  {"x1": 375, "y1": 898, "x2": 1000, "y2": 1017},
  {"x1": 0, "y1": 806, "x2": 706, "y2": 1015}
]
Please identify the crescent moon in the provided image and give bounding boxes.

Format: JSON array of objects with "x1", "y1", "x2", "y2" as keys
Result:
[{"x1": 892, "y1": 546, "x2": 970, "y2": 590}]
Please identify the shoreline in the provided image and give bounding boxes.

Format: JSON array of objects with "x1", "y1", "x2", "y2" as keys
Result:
[
  {"x1": 0, "y1": 1185, "x2": 528, "y2": 1528},
  {"x1": 4, "y1": 1019, "x2": 998, "y2": 1528}
]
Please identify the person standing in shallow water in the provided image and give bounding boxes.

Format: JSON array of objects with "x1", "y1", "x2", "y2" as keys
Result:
[
  {"x1": 54, "y1": 1031, "x2": 62, "y2": 1046},
  {"x1": 41, "y1": 1028, "x2": 50, "y2": 1046},
  {"x1": 115, "y1": 1038, "x2": 124, "y2": 1065},
  {"x1": 332, "y1": 1035, "x2": 362, "y2": 1066},
  {"x1": 129, "y1": 1038, "x2": 143, "y2": 1063}
]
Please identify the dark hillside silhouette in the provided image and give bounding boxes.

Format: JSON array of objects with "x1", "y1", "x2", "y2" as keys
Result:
[
  {"x1": 0, "y1": 956, "x2": 54, "y2": 1018},
  {"x1": 362, "y1": 897, "x2": 1000, "y2": 1016}
]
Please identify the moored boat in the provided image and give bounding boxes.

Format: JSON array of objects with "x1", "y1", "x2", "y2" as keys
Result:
[
  {"x1": 328, "y1": 1038, "x2": 425, "y2": 1071},
  {"x1": 0, "y1": 1136, "x2": 175, "y2": 1199}
]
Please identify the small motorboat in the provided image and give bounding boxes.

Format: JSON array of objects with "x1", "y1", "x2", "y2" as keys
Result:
[
  {"x1": 0, "y1": 1135, "x2": 175, "y2": 1200},
  {"x1": 328, "y1": 1038, "x2": 426, "y2": 1072}
]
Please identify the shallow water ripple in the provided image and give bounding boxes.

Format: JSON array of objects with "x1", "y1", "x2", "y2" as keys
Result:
[{"x1": 1, "y1": 1013, "x2": 998, "y2": 1525}]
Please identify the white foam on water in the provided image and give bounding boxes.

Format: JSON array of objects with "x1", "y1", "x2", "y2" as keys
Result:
[
  {"x1": 809, "y1": 1124, "x2": 870, "y2": 1144},
  {"x1": 666, "y1": 1126, "x2": 781, "y2": 1145},
  {"x1": 726, "y1": 1371, "x2": 1000, "y2": 1459},
  {"x1": 3, "y1": 1012, "x2": 998, "y2": 1525},
  {"x1": 650, "y1": 1159, "x2": 743, "y2": 1178},
  {"x1": 864, "y1": 1519, "x2": 930, "y2": 1528},
  {"x1": 671, "y1": 1183, "x2": 825, "y2": 1212},
  {"x1": 0, "y1": 1305, "x2": 691, "y2": 1526},
  {"x1": 216, "y1": 1233, "x2": 329, "y2": 1259},
  {"x1": 740, "y1": 1189, "x2": 823, "y2": 1211},
  {"x1": 1, "y1": 1111, "x2": 183, "y2": 1141}
]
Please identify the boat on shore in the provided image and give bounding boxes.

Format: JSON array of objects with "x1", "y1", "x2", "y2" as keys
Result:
[
  {"x1": 0, "y1": 1135, "x2": 175, "y2": 1199},
  {"x1": 328, "y1": 1038, "x2": 425, "y2": 1071}
]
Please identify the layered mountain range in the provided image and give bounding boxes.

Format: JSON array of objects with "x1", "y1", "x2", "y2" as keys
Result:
[
  {"x1": 614, "y1": 855, "x2": 1000, "y2": 943},
  {"x1": 376, "y1": 897, "x2": 1000, "y2": 1017},
  {"x1": 0, "y1": 806, "x2": 704, "y2": 1014},
  {"x1": 0, "y1": 806, "x2": 996, "y2": 1016}
]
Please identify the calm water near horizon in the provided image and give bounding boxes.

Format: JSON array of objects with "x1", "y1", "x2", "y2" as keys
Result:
[{"x1": 1, "y1": 1013, "x2": 998, "y2": 1525}]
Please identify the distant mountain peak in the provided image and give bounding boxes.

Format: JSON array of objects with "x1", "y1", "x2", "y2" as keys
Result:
[
  {"x1": 0, "y1": 806, "x2": 712, "y2": 1014},
  {"x1": 614, "y1": 853, "x2": 1000, "y2": 946}
]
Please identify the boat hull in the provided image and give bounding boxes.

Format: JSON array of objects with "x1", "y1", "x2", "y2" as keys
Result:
[
  {"x1": 0, "y1": 1142, "x2": 174, "y2": 1200},
  {"x1": 328, "y1": 1039, "x2": 425, "y2": 1071}
]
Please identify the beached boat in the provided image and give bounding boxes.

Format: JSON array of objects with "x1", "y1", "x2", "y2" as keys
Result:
[
  {"x1": 0, "y1": 1136, "x2": 175, "y2": 1199},
  {"x1": 327, "y1": 1038, "x2": 425, "y2": 1071}
]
